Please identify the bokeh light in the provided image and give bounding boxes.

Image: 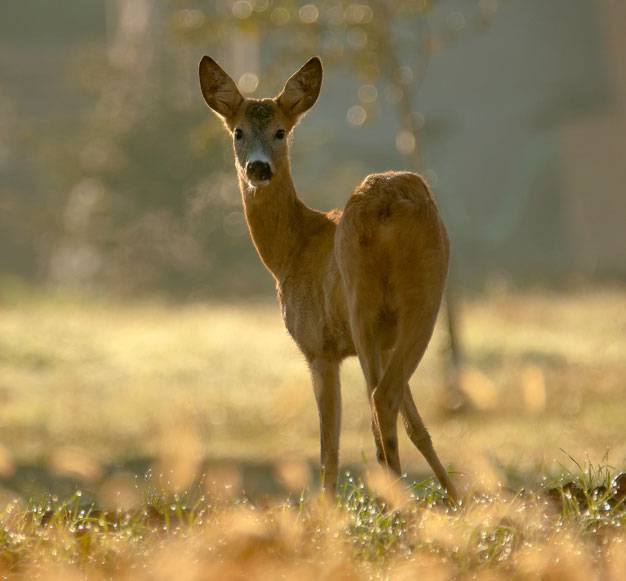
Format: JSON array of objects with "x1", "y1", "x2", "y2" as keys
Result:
[
  {"x1": 299, "y1": 4, "x2": 319, "y2": 24},
  {"x1": 232, "y1": 0, "x2": 253, "y2": 19},
  {"x1": 251, "y1": 0, "x2": 270, "y2": 12},
  {"x1": 345, "y1": 3, "x2": 374, "y2": 24},
  {"x1": 396, "y1": 65, "x2": 414, "y2": 85},
  {"x1": 346, "y1": 104, "x2": 367, "y2": 126},
  {"x1": 395, "y1": 129, "x2": 416, "y2": 154},
  {"x1": 238, "y1": 72, "x2": 259, "y2": 94},
  {"x1": 357, "y1": 84, "x2": 378, "y2": 103}
]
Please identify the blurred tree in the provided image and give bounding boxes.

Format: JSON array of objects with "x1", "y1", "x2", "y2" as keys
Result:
[
  {"x1": 3, "y1": 0, "x2": 497, "y2": 304},
  {"x1": 4, "y1": 1, "x2": 617, "y2": 296},
  {"x1": 40, "y1": 0, "x2": 273, "y2": 295}
]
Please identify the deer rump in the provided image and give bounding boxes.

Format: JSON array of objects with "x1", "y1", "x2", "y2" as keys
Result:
[{"x1": 335, "y1": 171, "x2": 449, "y2": 355}]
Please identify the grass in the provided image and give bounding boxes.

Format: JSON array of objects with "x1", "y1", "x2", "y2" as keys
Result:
[
  {"x1": 0, "y1": 467, "x2": 624, "y2": 578},
  {"x1": 0, "y1": 281, "x2": 625, "y2": 577}
]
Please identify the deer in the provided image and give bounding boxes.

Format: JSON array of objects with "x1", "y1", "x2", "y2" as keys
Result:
[{"x1": 199, "y1": 55, "x2": 458, "y2": 503}]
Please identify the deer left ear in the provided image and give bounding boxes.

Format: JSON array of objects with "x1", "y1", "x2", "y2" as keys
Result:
[
  {"x1": 199, "y1": 56, "x2": 244, "y2": 120},
  {"x1": 277, "y1": 57, "x2": 323, "y2": 119}
]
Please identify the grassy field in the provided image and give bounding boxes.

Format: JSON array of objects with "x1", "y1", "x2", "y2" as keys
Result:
[{"x1": 0, "y1": 283, "x2": 624, "y2": 577}]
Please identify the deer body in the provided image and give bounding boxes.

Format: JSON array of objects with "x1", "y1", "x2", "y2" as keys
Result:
[
  {"x1": 200, "y1": 56, "x2": 458, "y2": 501},
  {"x1": 242, "y1": 182, "x2": 354, "y2": 361}
]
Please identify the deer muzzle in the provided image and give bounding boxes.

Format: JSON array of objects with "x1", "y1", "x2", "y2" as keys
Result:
[{"x1": 246, "y1": 160, "x2": 273, "y2": 185}]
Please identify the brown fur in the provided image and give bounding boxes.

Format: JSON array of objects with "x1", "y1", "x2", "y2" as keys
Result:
[{"x1": 199, "y1": 56, "x2": 458, "y2": 502}]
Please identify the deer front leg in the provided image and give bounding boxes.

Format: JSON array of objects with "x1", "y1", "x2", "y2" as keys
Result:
[{"x1": 309, "y1": 357, "x2": 341, "y2": 497}]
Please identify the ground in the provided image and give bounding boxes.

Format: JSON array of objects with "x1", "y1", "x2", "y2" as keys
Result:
[
  {"x1": 0, "y1": 282, "x2": 624, "y2": 577},
  {"x1": 0, "y1": 283, "x2": 624, "y2": 489}
]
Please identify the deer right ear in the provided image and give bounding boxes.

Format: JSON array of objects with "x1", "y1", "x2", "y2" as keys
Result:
[
  {"x1": 199, "y1": 56, "x2": 243, "y2": 120},
  {"x1": 277, "y1": 57, "x2": 323, "y2": 119}
]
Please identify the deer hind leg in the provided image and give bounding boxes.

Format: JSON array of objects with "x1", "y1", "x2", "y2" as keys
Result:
[
  {"x1": 343, "y1": 276, "x2": 456, "y2": 498},
  {"x1": 348, "y1": 298, "x2": 384, "y2": 394},
  {"x1": 345, "y1": 294, "x2": 401, "y2": 474},
  {"x1": 369, "y1": 350, "x2": 403, "y2": 476},
  {"x1": 386, "y1": 308, "x2": 458, "y2": 502},
  {"x1": 373, "y1": 311, "x2": 458, "y2": 493},
  {"x1": 402, "y1": 386, "x2": 459, "y2": 502},
  {"x1": 366, "y1": 322, "x2": 437, "y2": 478}
]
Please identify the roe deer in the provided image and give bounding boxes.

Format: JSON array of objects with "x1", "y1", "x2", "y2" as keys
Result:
[{"x1": 199, "y1": 56, "x2": 458, "y2": 502}]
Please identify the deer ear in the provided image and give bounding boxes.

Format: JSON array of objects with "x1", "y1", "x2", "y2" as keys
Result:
[
  {"x1": 199, "y1": 56, "x2": 244, "y2": 119},
  {"x1": 277, "y1": 57, "x2": 323, "y2": 119}
]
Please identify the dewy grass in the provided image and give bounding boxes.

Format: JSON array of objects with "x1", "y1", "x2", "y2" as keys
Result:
[{"x1": 0, "y1": 464, "x2": 623, "y2": 579}]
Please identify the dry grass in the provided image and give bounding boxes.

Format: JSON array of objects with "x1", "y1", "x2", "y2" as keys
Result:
[
  {"x1": 0, "y1": 465, "x2": 624, "y2": 579},
  {"x1": 0, "y1": 282, "x2": 625, "y2": 578}
]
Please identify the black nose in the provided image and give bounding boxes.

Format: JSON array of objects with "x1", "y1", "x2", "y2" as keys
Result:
[{"x1": 246, "y1": 161, "x2": 272, "y2": 182}]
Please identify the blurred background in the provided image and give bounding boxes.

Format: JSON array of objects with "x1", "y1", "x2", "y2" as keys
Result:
[
  {"x1": 0, "y1": 0, "x2": 624, "y2": 498},
  {"x1": 3, "y1": 0, "x2": 626, "y2": 294}
]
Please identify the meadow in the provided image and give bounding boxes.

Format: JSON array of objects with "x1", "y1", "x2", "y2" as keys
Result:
[{"x1": 0, "y1": 282, "x2": 624, "y2": 578}]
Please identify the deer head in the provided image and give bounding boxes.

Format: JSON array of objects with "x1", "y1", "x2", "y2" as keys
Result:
[{"x1": 199, "y1": 56, "x2": 323, "y2": 189}]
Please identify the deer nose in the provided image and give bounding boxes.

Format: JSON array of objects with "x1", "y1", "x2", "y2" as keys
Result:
[{"x1": 246, "y1": 160, "x2": 273, "y2": 182}]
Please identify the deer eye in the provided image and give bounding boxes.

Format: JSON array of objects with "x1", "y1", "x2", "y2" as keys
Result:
[
  {"x1": 275, "y1": 129, "x2": 286, "y2": 140},
  {"x1": 234, "y1": 128, "x2": 243, "y2": 140}
]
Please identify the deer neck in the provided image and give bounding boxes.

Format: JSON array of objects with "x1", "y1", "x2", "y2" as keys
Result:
[{"x1": 239, "y1": 165, "x2": 312, "y2": 282}]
